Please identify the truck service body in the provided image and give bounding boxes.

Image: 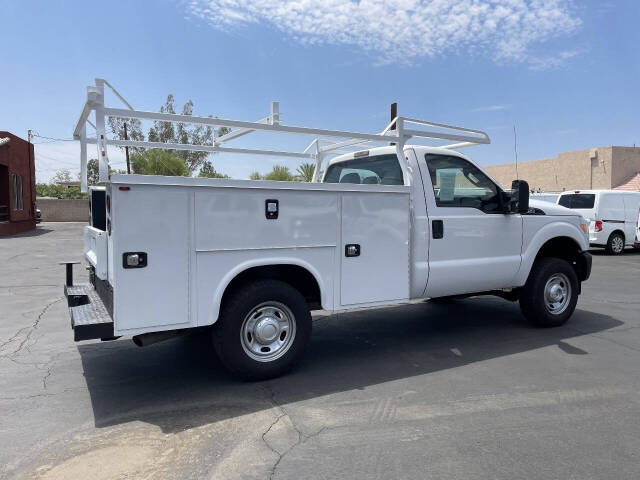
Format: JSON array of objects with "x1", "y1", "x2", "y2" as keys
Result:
[{"x1": 64, "y1": 79, "x2": 592, "y2": 379}]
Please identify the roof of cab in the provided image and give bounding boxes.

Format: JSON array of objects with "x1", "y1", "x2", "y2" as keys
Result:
[{"x1": 326, "y1": 145, "x2": 471, "y2": 167}]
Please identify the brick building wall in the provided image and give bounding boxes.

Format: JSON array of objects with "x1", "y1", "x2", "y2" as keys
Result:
[
  {"x1": 485, "y1": 146, "x2": 640, "y2": 192},
  {"x1": 0, "y1": 132, "x2": 36, "y2": 235}
]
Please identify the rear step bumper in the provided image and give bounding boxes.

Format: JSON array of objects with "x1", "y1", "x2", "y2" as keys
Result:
[{"x1": 64, "y1": 284, "x2": 114, "y2": 341}]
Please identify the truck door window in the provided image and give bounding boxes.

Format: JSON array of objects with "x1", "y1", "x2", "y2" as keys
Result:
[
  {"x1": 323, "y1": 154, "x2": 404, "y2": 185},
  {"x1": 425, "y1": 154, "x2": 501, "y2": 213}
]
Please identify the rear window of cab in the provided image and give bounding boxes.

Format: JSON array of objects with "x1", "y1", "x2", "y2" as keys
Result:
[{"x1": 322, "y1": 154, "x2": 404, "y2": 185}]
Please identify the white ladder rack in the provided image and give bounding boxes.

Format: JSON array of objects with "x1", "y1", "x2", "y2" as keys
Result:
[{"x1": 73, "y1": 78, "x2": 490, "y2": 190}]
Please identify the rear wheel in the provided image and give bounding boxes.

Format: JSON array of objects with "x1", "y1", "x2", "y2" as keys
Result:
[
  {"x1": 519, "y1": 257, "x2": 578, "y2": 327},
  {"x1": 213, "y1": 280, "x2": 311, "y2": 380},
  {"x1": 606, "y1": 232, "x2": 625, "y2": 255}
]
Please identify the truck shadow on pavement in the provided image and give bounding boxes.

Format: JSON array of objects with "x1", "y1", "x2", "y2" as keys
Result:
[
  {"x1": 78, "y1": 297, "x2": 621, "y2": 434},
  {"x1": 10, "y1": 226, "x2": 54, "y2": 237}
]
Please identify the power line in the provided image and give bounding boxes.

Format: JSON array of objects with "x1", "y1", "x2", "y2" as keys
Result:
[{"x1": 32, "y1": 134, "x2": 75, "y2": 142}]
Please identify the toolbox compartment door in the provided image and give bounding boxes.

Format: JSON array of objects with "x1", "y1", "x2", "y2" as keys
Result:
[
  {"x1": 112, "y1": 185, "x2": 192, "y2": 334},
  {"x1": 340, "y1": 191, "x2": 410, "y2": 306}
]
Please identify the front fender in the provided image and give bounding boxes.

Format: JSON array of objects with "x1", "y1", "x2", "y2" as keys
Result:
[{"x1": 515, "y1": 218, "x2": 588, "y2": 286}]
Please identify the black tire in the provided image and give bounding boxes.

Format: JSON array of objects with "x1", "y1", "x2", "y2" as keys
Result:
[
  {"x1": 605, "y1": 231, "x2": 625, "y2": 255},
  {"x1": 519, "y1": 257, "x2": 578, "y2": 327},
  {"x1": 213, "y1": 279, "x2": 311, "y2": 380}
]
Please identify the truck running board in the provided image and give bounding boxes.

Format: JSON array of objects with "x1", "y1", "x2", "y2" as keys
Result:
[{"x1": 64, "y1": 284, "x2": 114, "y2": 341}]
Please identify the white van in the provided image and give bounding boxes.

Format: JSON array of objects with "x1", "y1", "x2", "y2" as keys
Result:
[
  {"x1": 530, "y1": 193, "x2": 560, "y2": 204},
  {"x1": 557, "y1": 190, "x2": 640, "y2": 254}
]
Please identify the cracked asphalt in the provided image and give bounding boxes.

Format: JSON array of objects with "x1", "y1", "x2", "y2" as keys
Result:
[{"x1": 1, "y1": 223, "x2": 640, "y2": 479}]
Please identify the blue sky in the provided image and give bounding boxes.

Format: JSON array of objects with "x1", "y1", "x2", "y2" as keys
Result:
[{"x1": 1, "y1": 0, "x2": 638, "y2": 182}]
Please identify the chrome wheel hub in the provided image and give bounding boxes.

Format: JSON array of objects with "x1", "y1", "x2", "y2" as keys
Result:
[
  {"x1": 612, "y1": 236, "x2": 624, "y2": 253},
  {"x1": 544, "y1": 273, "x2": 571, "y2": 315},
  {"x1": 241, "y1": 302, "x2": 296, "y2": 362}
]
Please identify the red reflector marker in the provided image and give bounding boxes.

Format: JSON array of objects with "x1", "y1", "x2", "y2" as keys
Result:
[{"x1": 119, "y1": 186, "x2": 130, "y2": 191}]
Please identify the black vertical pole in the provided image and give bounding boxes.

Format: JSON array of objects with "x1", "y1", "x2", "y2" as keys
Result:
[
  {"x1": 390, "y1": 102, "x2": 398, "y2": 145},
  {"x1": 124, "y1": 122, "x2": 131, "y2": 174},
  {"x1": 390, "y1": 102, "x2": 398, "y2": 130},
  {"x1": 65, "y1": 263, "x2": 73, "y2": 287}
]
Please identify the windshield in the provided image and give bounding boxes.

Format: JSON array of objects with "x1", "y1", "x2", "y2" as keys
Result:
[
  {"x1": 323, "y1": 154, "x2": 403, "y2": 185},
  {"x1": 558, "y1": 194, "x2": 595, "y2": 209}
]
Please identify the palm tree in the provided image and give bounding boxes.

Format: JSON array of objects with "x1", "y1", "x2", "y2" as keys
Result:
[
  {"x1": 296, "y1": 162, "x2": 316, "y2": 182},
  {"x1": 264, "y1": 165, "x2": 294, "y2": 181}
]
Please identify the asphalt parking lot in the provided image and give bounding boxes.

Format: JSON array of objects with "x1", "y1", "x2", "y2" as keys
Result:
[{"x1": 1, "y1": 223, "x2": 640, "y2": 480}]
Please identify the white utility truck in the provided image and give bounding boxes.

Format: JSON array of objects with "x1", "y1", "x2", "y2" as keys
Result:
[
  {"x1": 557, "y1": 190, "x2": 640, "y2": 254},
  {"x1": 63, "y1": 80, "x2": 592, "y2": 380}
]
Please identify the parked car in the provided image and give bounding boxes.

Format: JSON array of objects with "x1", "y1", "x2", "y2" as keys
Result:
[{"x1": 557, "y1": 190, "x2": 640, "y2": 254}]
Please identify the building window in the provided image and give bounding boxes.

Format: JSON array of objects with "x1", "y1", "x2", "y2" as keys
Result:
[{"x1": 12, "y1": 174, "x2": 23, "y2": 210}]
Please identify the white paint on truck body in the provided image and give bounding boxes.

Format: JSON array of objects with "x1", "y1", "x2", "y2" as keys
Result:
[{"x1": 107, "y1": 176, "x2": 410, "y2": 336}]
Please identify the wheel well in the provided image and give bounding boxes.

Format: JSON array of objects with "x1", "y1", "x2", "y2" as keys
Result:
[
  {"x1": 534, "y1": 236, "x2": 587, "y2": 280},
  {"x1": 609, "y1": 229, "x2": 625, "y2": 241},
  {"x1": 222, "y1": 265, "x2": 322, "y2": 310}
]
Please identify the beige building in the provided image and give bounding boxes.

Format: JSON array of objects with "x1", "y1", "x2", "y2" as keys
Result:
[{"x1": 485, "y1": 146, "x2": 640, "y2": 192}]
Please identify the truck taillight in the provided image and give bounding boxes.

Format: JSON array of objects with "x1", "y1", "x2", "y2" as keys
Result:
[{"x1": 595, "y1": 220, "x2": 602, "y2": 232}]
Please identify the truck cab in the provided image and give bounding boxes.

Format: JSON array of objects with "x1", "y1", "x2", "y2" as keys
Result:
[{"x1": 323, "y1": 145, "x2": 591, "y2": 300}]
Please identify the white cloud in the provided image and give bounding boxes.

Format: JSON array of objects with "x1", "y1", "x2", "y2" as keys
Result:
[
  {"x1": 527, "y1": 49, "x2": 579, "y2": 70},
  {"x1": 471, "y1": 104, "x2": 511, "y2": 112},
  {"x1": 187, "y1": 0, "x2": 582, "y2": 68}
]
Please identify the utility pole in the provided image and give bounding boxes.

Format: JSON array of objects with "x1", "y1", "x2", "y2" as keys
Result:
[
  {"x1": 27, "y1": 129, "x2": 34, "y2": 218},
  {"x1": 124, "y1": 122, "x2": 131, "y2": 174}
]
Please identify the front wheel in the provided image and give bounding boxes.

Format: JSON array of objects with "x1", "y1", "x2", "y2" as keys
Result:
[
  {"x1": 213, "y1": 280, "x2": 312, "y2": 380},
  {"x1": 519, "y1": 257, "x2": 578, "y2": 327}
]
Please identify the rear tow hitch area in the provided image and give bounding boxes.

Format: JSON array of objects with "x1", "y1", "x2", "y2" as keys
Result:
[{"x1": 61, "y1": 261, "x2": 116, "y2": 341}]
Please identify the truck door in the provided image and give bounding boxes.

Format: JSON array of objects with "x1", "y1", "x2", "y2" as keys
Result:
[{"x1": 417, "y1": 153, "x2": 523, "y2": 298}]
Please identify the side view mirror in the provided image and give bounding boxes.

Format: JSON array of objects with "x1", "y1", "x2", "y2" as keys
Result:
[{"x1": 511, "y1": 180, "x2": 530, "y2": 214}]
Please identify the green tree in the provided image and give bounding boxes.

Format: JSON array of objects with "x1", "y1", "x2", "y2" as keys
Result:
[
  {"x1": 147, "y1": 95, "x2": 231, "y2": 174},
  {"x1": 86, "y1": 159, "x2": 100, "y2": 185},
  {"x1": 198, "y1": 160, "x2": 229, "y2": 178},
  {"x1": 148, "y1": 94, "x2": 177, "y2": 144},
  {"x1": 264, "y1": 165, "x2": 294, "y2": 181},
  {"x1": 78, "y1": 159, "x2": 124, "y2": 185},
  {"x1": 107, "y1": 117, "x2": 145, "y2": 153},
  {"x1": 52, "y1": 169, "x2": 73, "y2": 183},
  {"x1": 130, "y1": 149, "x2": 190, "y2": 177},
  {"x1": 249, "y1": 171, "x2": 263, "y2": 180},
  {"x1": 36, "y1": 183, "x2": 86, "y2": 199},
  {"x1": 296, "y1": 162, "x2": 316, "y2": 182}
]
